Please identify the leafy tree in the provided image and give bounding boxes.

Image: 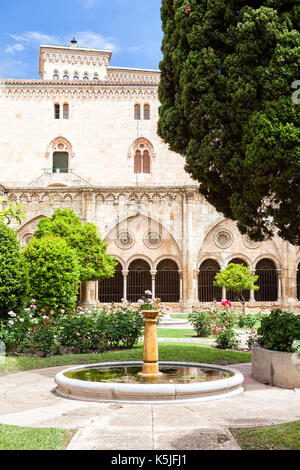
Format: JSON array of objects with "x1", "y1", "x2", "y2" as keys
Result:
[
  {"x1": 0, "y1": 198, "x2": 25, "y2": 225},
  {"x1": 24, "y1": 236, "x2": 80, "y2": 312},
  {"x1": 34, "y1": 209, "x2": 117, "y2": 283},
  {"x1": 158, "y1": 1, "x2": 300, "y2": 245},
  {"x1": 0, "y1": 222, "x2": 29, "y2": 318},
  {"x1": 214, "y1": 263, "x2": 259, "y2": 313}
]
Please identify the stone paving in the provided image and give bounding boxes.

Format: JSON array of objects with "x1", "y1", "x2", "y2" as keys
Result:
[{"x1": 0, "y1": 362, "x2": 299, "y2": 450}]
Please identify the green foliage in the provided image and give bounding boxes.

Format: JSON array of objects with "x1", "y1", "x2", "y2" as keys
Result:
[
  {"x1": 214, "y1": 328, "x2": 239, "y2": 350},
  {"x1": 24, "y1": 236, "x2": 80, "y2": 312},
  {"x1": 215, "y1": 264, "x2": 258, "y2": 294},
  {"x1": 188, "y1": 311, "x2": 211, "y2": 337},
  {"x1": 257, "y1": 308, "x2": 300, "y2": 352},
  {"x1": 0, "y1": 305, "x2": 144, "y2": 356},
  {"x1": 103, "y1": 307, "x2": 145, "y2": 349},
  {"x1": 34, "y1": 209, "x2": 116, "y2": 282},
  {"x1": 0, "y1": 198, "x2": 25, "y2": 226},
  {"x1": 158, "y1": 1, "x2": 300, "y2": 245},
  {"x1": 237, "y1": 314, "x2": 257, "y2": 329},
  {"x1": 214, "y1": 264, "x2": 258, "y2": 312},
  {"x1": 0, "y1": 222, "x2": 29, "y2": 318}
]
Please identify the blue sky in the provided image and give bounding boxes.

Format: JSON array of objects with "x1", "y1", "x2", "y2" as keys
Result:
[{"x1": 0, "y1": 0, "x2": 163, "y2": 78}]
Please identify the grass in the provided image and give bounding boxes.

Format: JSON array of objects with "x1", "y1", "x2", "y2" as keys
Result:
[
  {"x1": 0, "y1": 342, "x2": 251, "y2": 376},
  {"x1": 0, "y1": 424, "x2": 75, "y2": 450},
  {"x1": 170, "y1": 314, "x2": 189, "y2": 319},
  {"x1": 156, "y1": 328, "x2": 200, "y2": 338},
  {"x1": 231, "y1": 421, "x2": 300, "y2": 450}
]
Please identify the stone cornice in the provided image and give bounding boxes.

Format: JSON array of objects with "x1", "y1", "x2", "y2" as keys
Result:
[
  {"x1": 4, "y1": 186, "x2": 199, "y2": 203},
  {"x1": 0, "y1": 80, "x2": 159, "y2": 99}
]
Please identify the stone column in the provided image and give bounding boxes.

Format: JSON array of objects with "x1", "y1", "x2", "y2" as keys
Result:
[
  {"x1": 250, "y1": 271, "x2": 256, "y2": 302},
  {"x1": 179, "y1": 270, "x2": 183, "y2": 303},
  {"x1": 277, "y1": 269, "x2": 282, "y2": 303},
  {"x1": 151, "y1": 270, "x2": 157, "y2": 298},
  {"x1": 183, "y1": 190, "x2": 197, "y2": 310},
  {"x1": 122, "y1": 270, "x2": 128, "y2": 301},
  {"x1": 80, "y1": 281, "x2": 98, "y2": 305},
  {"x1": 81, "y1": 191, "x2": 86, "y2": 223}
]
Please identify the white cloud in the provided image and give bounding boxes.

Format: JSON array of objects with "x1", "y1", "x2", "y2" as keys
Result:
[
  {"x1": 10, "y1": 32, "x2": 60, "y2": 45},
  {"x1": 71, "y1": 31, "x2": 118, "y2": 52},
  {"x1": 5, "y1": 43, "x2": 25, "y2": 54},
  {"x1": 7, "y1": 30, "x2": 117, "y2": 52}
]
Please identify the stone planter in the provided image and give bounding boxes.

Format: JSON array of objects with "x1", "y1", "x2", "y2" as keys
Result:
[{"x1": 252, "y1": 343, "x2": 300, "y2": 389}]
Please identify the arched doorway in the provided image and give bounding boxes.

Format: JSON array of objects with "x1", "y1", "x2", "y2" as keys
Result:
[
  {"x1": 227, "y1": 258, "x2": 250, "y2": 302},
  {"x1": 255, "y1": 259, "x2": 278, "y2": 301},
  {"x1": 198, "y1": 259, "x2": 222, "y2": 302},
  {"x1": 98, "y1": 263, "x2": 123, "y2": 303},
  {"x1": 155, "y1": 259, "x2": 180, "y2": 302},
  {"x1": 127, "y1": 259, "x2": 152, "y2": 302}
]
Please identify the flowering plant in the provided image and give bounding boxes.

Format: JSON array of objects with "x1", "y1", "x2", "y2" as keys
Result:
[{"x1": 137, "y1": 291, "x2": 170, "y2": 315}]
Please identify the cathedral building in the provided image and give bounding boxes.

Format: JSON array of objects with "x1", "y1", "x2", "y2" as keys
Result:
[{"x1": 0, "y1": 41, "x2": 299, "y2": 312}]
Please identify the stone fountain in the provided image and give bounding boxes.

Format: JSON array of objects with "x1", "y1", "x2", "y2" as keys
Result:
[{"x1": 55, "y1": 306, "x2": 244, "y2": 403}]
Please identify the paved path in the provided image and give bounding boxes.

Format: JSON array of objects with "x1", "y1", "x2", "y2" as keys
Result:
[{"x1": 0, "y1": 363, "x2": 299, "y2": 450}]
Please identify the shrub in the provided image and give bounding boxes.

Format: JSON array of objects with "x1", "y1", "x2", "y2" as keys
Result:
[
  {"x1": 257, "y1": 309, "x2": 300, "y2": 352},
  {"x1": 237, "y1": 314, "x2": 257, "y2": 329},
  {"x1": 214, "y1": 328, "x2": 240, "y2": 350},
  {"x1": 0, "y1": 222, "x2": 29, "y2": 319},
  {"x1": 24, "y1": 237, "x2": 80, "y2": 313},
  {"x1": 188, "y1": 311, "x2": 211, "y2": 337},
  {"x1": 58, "y1": 311, "x2": 106, "y2": 353},
  {"x1": 104, "y1": 306, "x2": 144, "y2": 349}
]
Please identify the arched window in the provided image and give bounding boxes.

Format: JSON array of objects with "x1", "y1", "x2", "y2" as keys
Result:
[
  {"x1": 63, "y1": 71, "x2": 69, "y2": 81},
  {"x1": 198, "y1": 259, "x2": 222, "y2": 302},
  {"x1": 73, "y1": 71, "x2": 79, "y2": 81},
  {"x1": 134, "y1": 104, "x2": 141, "y2": 120},
  {"x1": 53, "y1": 70, "x2": 59, "y2": 80},
  {"x1": 134, "y1": 150, "x2": 142, "y2": 174},
  {"x1": 63, "y1": 103, "x2": 69, "y2": 120},
  {"x1": 156, "y1": 260, "x2": 180, "y2": 302},
  {"x1": 93, "y1": 73, "x2": 99, "y2": 81},
  {"x1": 98, "y1": 263, "x2": 123, "y2": 303},
  {"x1": 53, "y1": 152, "x2": 69, "y2": 174},
  {"x1": 134, "y1": 149, "x2": 151, "y2": 174},
  {"x1": 127, "y1": 259, "x2": 152, "y2": 302},
  {"x1": 297, "y1": 263, "x2": 300, "y2": 301},
  {"x1": 227, "y1": 258, "x2": 250, "y2": 302},
  {"x1": 54, "y1": 104, "x2": 60, "y2": 119},
  {"x1": 255, "y1": 259, "x2": 278, "y2": 301},
  {"x1": 144, "y1": 104, "x2": 150, "y2": 120},
  {"x1": 83, "y1": 72, "x2": 89, "y2": 81}
]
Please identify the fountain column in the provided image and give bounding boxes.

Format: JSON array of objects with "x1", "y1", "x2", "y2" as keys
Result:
[{"x1": 139, "y1": 310, "x2": 162, "y2": 377}]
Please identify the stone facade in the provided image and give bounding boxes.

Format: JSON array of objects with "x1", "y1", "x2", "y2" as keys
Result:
[{"x1": 0, "y1": 43, "x2": 299, "y2": 312}]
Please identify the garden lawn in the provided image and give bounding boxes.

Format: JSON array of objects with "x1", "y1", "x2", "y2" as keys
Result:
[
  {"x1": 0, "y1": 424, "x2": 75, "y2": 450},
  {"x1": 156, "y1": 328, "x2": 200, "y2": 338},
  {"x1": 231, "y1": 421, "x2": 300, "y2": 450},
  {"x1": 170, "y1": 314, "x2": 189, "y2": 319},
  {"x1": 0, "y1": 343, "x2": 251, "y2": 376}
]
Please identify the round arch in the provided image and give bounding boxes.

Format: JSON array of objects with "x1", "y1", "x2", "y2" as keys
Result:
[
  {"x1": 155, "y1": 259, "x2": 180, "y2": 302},
  {"x1": 103, "y1": 210, "x2": 181, "y2": 256},
  {"x1": 154, "y1": 255, "x2": 181, "y2": 271},
  {"x1": 255, "y1": 258, "x2": 278, "y2": 302},
  {"x1": 127, "y1": 259, "x2": 152, "y2": 302},
  {"x1": 198, "y1": 259, "x2": 222, "y2": 302}
]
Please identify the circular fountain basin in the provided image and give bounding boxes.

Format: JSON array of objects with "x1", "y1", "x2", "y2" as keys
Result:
[{"x1": 55, "y1": 362, "x2": 244, "y2": 404}]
